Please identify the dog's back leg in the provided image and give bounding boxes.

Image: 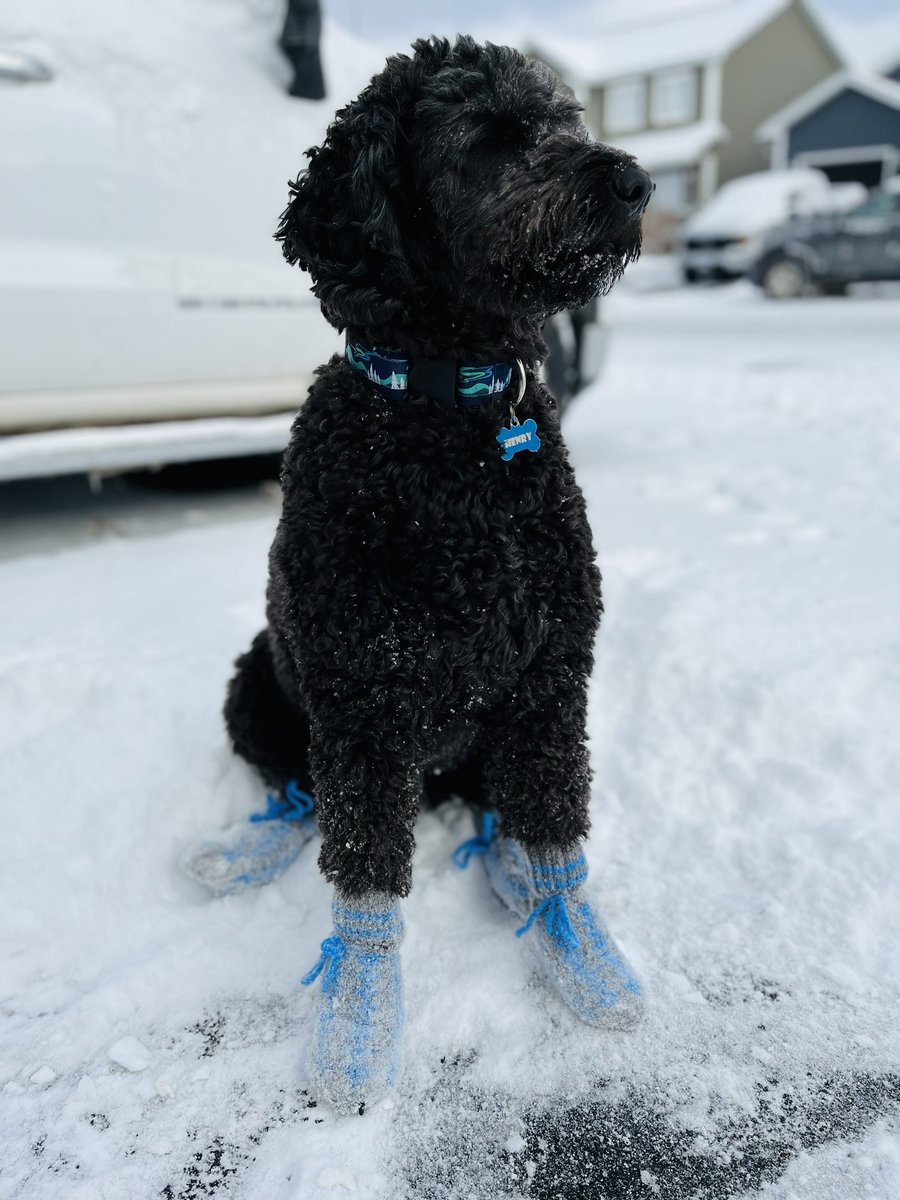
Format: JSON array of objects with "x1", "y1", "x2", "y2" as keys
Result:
[
  {"x1": 182, "y1": 629, "x2": 317, "y2": 895},
  {"x1": 224, "y1": 627, "x2": 313, "y2": 791}
]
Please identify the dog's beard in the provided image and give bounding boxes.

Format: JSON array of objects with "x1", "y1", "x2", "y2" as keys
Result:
[
  {"x1": 484, "y1": 206, "x2": 642, "y2": 314},
  {"x1": 474, "y1": 168, "x2": 643, "y2": 312},
  {"x1": 540, "y1": 234, "x2": 642, "y2": 301}
]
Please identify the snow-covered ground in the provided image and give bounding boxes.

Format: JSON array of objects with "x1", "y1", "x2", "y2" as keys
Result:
[{"x1": 2, "y1": 282, "x2": 899, "y2": 1198}]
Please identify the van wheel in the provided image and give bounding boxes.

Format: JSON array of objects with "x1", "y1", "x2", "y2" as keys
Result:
[{"x1": 762, "y1": 257, "x2": 808, "y2": 299}]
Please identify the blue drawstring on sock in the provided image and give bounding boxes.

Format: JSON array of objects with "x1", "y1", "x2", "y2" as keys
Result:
[
  {"x1": 301, "y1": 934, "x2": 346, "y2": 993},
  {"x1": 516, "y1": 893, "x2": 580, "y2": 950},
  {"x1": 250, "y1": 780, "x2": 315, "y2": 824},
  {"x1": 452, "y1": 811, "x2": 497, "y2": 869}
]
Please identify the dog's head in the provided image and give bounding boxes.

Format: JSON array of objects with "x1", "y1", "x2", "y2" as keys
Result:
[{"x1": 277, "y1": 36, "x2": 651, "y2": 350}]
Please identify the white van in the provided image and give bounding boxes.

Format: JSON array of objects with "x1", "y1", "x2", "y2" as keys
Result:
[
  {"x1": 0, "y1": 4, "x2": 606, "y2": 483},
  {"x1": 0, "y1": 2, "x2": 391, "y2": 483}
]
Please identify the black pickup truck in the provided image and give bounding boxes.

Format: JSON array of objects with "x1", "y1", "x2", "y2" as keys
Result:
[{"x1": 751, "y1": 182, "x2": 900, "y2": 298}]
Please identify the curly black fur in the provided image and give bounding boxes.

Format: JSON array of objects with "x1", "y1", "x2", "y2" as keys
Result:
[{"x1": 224, "y1": 36, "x2": 649, "y2": 897}]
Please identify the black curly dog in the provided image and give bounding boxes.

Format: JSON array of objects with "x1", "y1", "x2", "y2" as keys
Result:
[{"x1": 223, "y1": 36, "x2": 651, "y2": 899}]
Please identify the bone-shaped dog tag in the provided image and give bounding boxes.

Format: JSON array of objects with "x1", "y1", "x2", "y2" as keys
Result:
[{"x1": 497, "y1": 417, "x2": 541, "y2": 462}]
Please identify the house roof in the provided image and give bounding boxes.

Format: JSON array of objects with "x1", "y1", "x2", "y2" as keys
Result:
[
  {"x1": 611, "y1": 119, "x2": 728, "y2": 171},
  {"x1": 757, "y1": 69, "x2": 900, "y2": 140},
  {"x1": 530, "y1": 0, "x2": 840, "y2": 86}
]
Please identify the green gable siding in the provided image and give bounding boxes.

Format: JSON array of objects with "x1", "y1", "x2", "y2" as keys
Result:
[{"x1": 719, "y1": 1, "x2": 841, "y2": 185}]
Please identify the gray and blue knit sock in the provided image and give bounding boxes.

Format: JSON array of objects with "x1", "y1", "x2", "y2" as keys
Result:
[
  {"x1": 454, "y1": 812, "x2": 532, "y2": 919},
  {"x1": 182, "y1": 782, "x2": 316, "y2": 896},
  {"x1": 454, "y1": 813, "x2": 644, "y2": 1029},
  {"x1": 302, "y1": 891, "x2": 404, "y2": 1114}
]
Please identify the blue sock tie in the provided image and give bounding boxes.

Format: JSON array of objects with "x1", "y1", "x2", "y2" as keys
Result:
[
  {"x1": 301, "y1": 934, "x2": 347, "y2": 993},
  {"x1": 516, "y1": 893, "x2": 581, "y2": 950},
  {"x1": 249, "y1": 780, "x2": 315, "y2": 824},
  {"x1": 452, "y1": 811, "x2": 497, "y2": 868}
]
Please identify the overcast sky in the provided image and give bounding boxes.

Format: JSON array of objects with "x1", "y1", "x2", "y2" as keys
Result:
[{"x1": 326, "y1": 0, "x2": 900, "y2": 67}]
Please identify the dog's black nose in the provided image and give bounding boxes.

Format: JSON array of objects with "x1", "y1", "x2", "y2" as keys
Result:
[{"x1": 612, "y1": 165, "x2": 654, "y2": 214}]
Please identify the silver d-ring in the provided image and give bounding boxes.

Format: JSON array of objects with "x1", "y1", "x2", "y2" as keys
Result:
[{"x1": 512, "y1": 358, "x2": 526, "y2": 409}]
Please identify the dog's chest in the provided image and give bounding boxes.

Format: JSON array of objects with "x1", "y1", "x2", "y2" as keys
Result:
[
  {"x1": 376, "y1": 444, "x2": 587, "y2": 655},
  {"x1": 277, "y1": 378, "x2": 599, "y2": 706}
]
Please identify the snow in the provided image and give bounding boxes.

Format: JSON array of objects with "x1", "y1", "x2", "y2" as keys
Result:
[
  {"x1": 1, "y1": 0, "x2": 384, "y2": 263},
  {"x1": 3, "y1": 0, "x2": 384, "y2": 120},
  {"x1": 28, "y1": 1068, "x2": 57, "y2": 1088},
  {"x1": 821, "y1": 9, "x2": 900, "y2": 75},
  {"x1": 681, "y1": 168, "x2": 833, "y2": 238},
  {"x1": 612, "y1": 119, "x2": 727, "y2": 172},
  {"x1": 2, "y1": 283, "x2": 900, "y2": 1196},
  {"x1": 107, "y1": 1038, "x2": 153, "y2": 1074},
  {"x1": 0, "y1": 413, "x2": 297, "y2": 484},
  {"x1": 531, "y1": 0, "x2": 797, "y2": 85}
]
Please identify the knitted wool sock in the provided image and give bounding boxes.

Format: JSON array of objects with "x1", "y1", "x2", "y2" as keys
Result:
[
  {"x1": 455, "y1": 814, "x2": 644, "y2": 1029},
  {"x1": 517, "y1": 848, "x2": 644, "y2": 1029},
  {"x1": 182, "y1": 783, "x2": 316, "y2": 896},
  {"x1": 302, "y1": 891, "x2": 404, "y2": 1114}
]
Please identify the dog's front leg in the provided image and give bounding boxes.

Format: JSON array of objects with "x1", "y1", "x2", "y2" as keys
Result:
[
  {"x1": 463, "y1": 648, "x2": 645, "y2": 1029},
  {"x1": 299, "y1": 700, "x2": 420, "y2": 1112},
  {"x1": 308, "y1": 704, "x2": 420, "y2": 900},
  {"x1": 484, "y1": 630, "x2": 595, "y2": 853}
]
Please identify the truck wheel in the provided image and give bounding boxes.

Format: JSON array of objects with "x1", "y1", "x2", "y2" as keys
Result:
[{"x1": 762, "y1": 257, "x2": 808, "y2": 299}]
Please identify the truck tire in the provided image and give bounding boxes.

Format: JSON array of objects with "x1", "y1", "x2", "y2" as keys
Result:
[{"x1": 762, "y1": 256, "x2": 808, "y2": 299}]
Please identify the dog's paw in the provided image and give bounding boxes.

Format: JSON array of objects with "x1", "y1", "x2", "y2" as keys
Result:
[
  {"x1": 303, "y1": 897, "x2": 405, "y2": 1114},
  {"x1": 182, "y1": 815, "x2": 314, "y2": 896},
  {"x1": 518, "y1": 887, "x2": 645, "y2": 1030}
]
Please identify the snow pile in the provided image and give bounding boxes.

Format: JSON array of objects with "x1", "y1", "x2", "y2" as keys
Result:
[{"x1": 2, "y1": 284, "x2": 900, "y2": 1197}]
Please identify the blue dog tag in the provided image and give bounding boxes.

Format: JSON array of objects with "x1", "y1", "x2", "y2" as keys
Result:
[{"x1": 497, "y1": 417, "x2": 541, "y2": 462}]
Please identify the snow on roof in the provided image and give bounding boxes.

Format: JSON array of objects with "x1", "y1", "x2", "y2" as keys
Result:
[
  {"x1": 757, "y1": 69, "x2": 900, "y2": 140},
  {"x1": 610, "y1": 119, "x2": 727, "y2": 171},
  {"x1": 821, "y1": 9, "x2": 900, "y2": 75},
  {"x1": 531, "y1": 0, "x2": 826, "y2": 85}
]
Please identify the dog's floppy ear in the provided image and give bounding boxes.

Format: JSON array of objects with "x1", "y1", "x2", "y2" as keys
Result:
[{"x1": 276, "y1": 89, "x2": 416, "y2": 329}]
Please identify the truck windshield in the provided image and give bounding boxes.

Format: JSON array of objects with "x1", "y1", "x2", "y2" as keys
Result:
[{"x1": 847, "y1": 192, "x2": 900, "y2": 219}]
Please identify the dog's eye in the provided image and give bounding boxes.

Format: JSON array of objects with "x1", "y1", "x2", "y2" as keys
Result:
[
  {"x1": 467, "y1": 121, "x2": 534, "y2": 169},
  {"x1": 486, "y1": 117, "x2": 535, "y2": 147}
]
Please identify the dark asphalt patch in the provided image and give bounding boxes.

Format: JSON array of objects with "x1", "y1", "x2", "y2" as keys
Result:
[{"x1": 403, "y1": 1070, "x2": 899, "y2": 1199}]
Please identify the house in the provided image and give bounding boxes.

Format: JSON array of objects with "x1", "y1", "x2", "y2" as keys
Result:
[
  {"x1": 757, "y1": 69, "x2": 900, "y2": 187},
  {"x1": 530, "y1": 0, "x2": 843, "y2": 218}
]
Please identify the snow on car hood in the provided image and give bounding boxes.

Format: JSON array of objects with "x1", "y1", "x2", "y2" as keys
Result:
[
  {"x1": 683, "y1": 169, "x2": 832, "y2": 239},
  {"x1": 4, "y1": 0, "x2": 384, "y2": 115},
  {"x1": 2, "y1": 0, "x2": 386, "y2": 269}
]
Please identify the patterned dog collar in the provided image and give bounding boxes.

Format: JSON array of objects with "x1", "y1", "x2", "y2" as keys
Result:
[{"x1": 345, "y1": 340, "x2": 515, "y2": 407}]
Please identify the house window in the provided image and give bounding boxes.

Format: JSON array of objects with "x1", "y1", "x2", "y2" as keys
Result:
[
  {"x1": 604, "y1": 78, "x2": 646, "y2": 135},
  {"x1": 651, "y1": 167, "x2": 698, "y2": 215},
  {"x1": 650, "y1": 68, "x2": 696, "y2": 126}
]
